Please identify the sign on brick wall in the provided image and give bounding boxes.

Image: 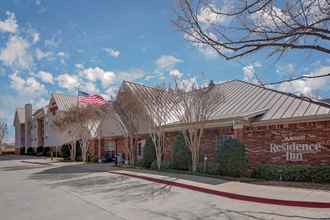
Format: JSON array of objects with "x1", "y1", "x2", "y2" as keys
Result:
[{"x1": 270, "y1": 136, "x2": 322, "y2": 161}]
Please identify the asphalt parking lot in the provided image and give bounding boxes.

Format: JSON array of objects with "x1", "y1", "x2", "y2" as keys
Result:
[{"x1": 0, "y1": 156, "x2": 329, "y2": 220}]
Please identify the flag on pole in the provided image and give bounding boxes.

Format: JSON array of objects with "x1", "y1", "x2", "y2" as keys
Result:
[{"x1": 78, "y1": 90, "x2": 106, "y2": 105}]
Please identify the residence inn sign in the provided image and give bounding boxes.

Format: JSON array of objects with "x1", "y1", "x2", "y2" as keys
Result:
[{"x1": 270, "y1": 136, "x2": 322, "y2": 162}]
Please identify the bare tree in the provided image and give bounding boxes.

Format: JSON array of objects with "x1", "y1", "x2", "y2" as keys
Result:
[
  {"x1": 142, "y1": 86, "x2": 179, "y2": 170},
  {"x1": 112, "y1": 98, "x2": 140, "y2": 167},
  {"x1": 173, "y1": 79, "x2": 225, "y2": 172},
  {"x1": 0, "y1": 121, "x2": 7, "y2": 145},
  {"x1": 53, "y1": 105, "x2": 107, "y2": 161},
  {"x1": 174, "y1": 0, "x2": 330, "y2": 81}
]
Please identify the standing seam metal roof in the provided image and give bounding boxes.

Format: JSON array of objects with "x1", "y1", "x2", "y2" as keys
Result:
[{"x1": 123, "y1": 80, "x2": 330, "y2": 123}]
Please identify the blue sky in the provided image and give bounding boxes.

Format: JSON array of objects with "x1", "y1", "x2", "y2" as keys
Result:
[{"x1": 0, "y1": 0, "x2": 329, "y2": 142}]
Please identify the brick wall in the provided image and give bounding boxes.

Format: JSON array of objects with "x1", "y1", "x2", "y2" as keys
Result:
[
  {"x1": 163, "y1": 120, "x2": 330, "y2": 169},
  {"x1": 241, "y1": 120, "x2": 330, "y2": 169}
]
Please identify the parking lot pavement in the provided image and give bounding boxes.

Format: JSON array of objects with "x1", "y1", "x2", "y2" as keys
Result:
[{"x1": 1, "y1": 155, "x2": 330, "y2": 220}]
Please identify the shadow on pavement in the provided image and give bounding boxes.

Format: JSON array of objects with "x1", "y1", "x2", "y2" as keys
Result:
[
  {"x1": 33, "y1": 163, "x2": 114, "y2": 174},
  {"x1": 125, "y1": 168, "x2": 227, "y2": 185},
  {"x1": 29, "y1": 163, "x2": 114, "y2": 182},
  {"x1": 0, "y1": 165, "x2": 48, "y2": 171},
  {"x1": 0, "y1": 155, "x2": 48, "y2": 161}
]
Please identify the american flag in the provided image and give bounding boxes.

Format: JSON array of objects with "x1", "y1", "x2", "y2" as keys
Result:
[{"x1": 78, "y1": 90, "x2": 106, "y2": 105}]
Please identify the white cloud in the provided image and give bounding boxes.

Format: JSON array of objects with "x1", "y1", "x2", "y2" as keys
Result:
[
  {"x1": 177, "y1": 77, "x2": 197, "y2": 91},
  {"x1": 155, "y1": 55, "x2": 183, "y2": 70},
  {"x1": 184, "y1": 31, "x2": 229, "y2": 59},
  {"x1": 37, "y1": 70, "x2": 53, "y2": 84},
  {"x1": 169, "y1": 69, "x2": 183, "y2": 79},
  {"x1": 9, "y1": 72, "x2": 25, "y2": 90},
  {"x1": 116, "y1": 68, "x2": 146, "y2": 81},
  {"x1": 0, "y1": 35, "x2": 33, "y2": 69},
  {"x1": 250, "y1": 6, "x2": 289, "y2": 29},
  {"x1": 197, "y1": 4, "x2": 226, "y2": 26},
  {"x1": 242, "y1": 65, "x2": 256, "y2": 82},
  {"x1": 57, "y1": 51, "x2": 65, "y2": 57},
  {"x1": 276, "y1": 66, "x2": 330, "y2": 97},
  {"x1": 103, "y1": 87, "x2": 118, "y2": 100},
  {"x1": 80, "y1": 81, "x2": 99, "y2": 94},
  {"x1": 35, "y1": 48, "x2": 53, "y2": 60},
  {"x1": 9, "y1": 72, "x2": 46, "y2": 95},
  {"x1": 56, "y1": 73, "x2": 79, "y2": 90},
  {"x1": 80, "y1": 67, "x2": 115, "y2": 88},
  {"x1": 104, "y1": 48, "x2": 120, "y2": 58},
  {"x1": 75, "y1": 63, "x2": 84, "y2": 69},
  {"x1": 0, "y1": 11, "x2": 17, "y2": 33},
  {"x1": 31, "y1": 32, "x2": 40, "y2": 43}
]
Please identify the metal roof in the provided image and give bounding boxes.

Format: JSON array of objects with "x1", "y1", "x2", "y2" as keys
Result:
[
  {"x1": 122, "y1": 80, "x2": 330, "y2": 124},
  {"x1": 51, "y1": 93, "x2": 78, "y2": 111}
]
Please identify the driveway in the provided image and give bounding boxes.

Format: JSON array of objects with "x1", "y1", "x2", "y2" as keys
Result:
[{"x1": 0, "y1": 155, "x2": 329, "y2": 220}]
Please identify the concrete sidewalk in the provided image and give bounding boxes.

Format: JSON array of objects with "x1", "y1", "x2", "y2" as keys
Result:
[{"x1": 112, "y1": 170, "x2": 330, "y2": 208}]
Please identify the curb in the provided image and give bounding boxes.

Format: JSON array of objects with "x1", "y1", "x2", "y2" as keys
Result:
[
  {"x1": 20, "y1": 160, "x2": 53, "y2": 166},
  {"x1": 110, "y1": 171, "x2": 330, "y2": 209}
]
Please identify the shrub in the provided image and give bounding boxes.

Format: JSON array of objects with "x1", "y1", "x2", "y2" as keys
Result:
[
  {"x1": 20, "y1": 147, "x2": 25, "y2": 155},
  {"x1": 216, "y1": 138, "x2": 247, "y2": 177},
  {"x1": 87, "y1": 153, "x2": 98, "y2": 163},
  {"x1": 253, "y1": 165, "x2": 330, "y2": 183},
  {"x1": 61, "y1": 144, "x2": 71, "y2": 160},
  {"x1": 43, "y1": 147, "x2": 50, "y2": 156},
  {"x1": 135, "y1": 160, "x2": 144, "y2": 168},
  {"x1": 75, "y1": 143, "x2": 82, "y2": 161},
  {"x1": 36, "y1": 146, "x2": 44, "y2": 155},
  {"x1": 171, "y1": 133, "x2": 191, "y2": 170},
  {"x1": 26, "y1": 147, "x2": 35, "y2": 155},
  {"x1": 150, "y1": 160, "x2": 171, "y2": 170},
  {"x1": 142, "y1": 137, "x2": 156, "y2": 168}
]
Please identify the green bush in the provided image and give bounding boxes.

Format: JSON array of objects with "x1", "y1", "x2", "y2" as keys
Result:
[
  {"x1": 135, "y1": 160, "x2": 144, "y2": 168},
  {"x1": 253, "y1": 165, "x2": 330, "y2": 183},
  {"x1": 142, "y1": 137, "x2": 156, "y2": 168},
  {"x1": 216, "y1": 138, "x2": 247, "y2": 177},
  {"x1": 75, "y1": 143, "x2": 82, "y2": 161},
  {"x1": 61, "y1": 144, "x2": 71, "y2": 160},
  {"x1": 43, "y1": 147, "x2": 50, "y2": 156},
  {"x1": 20, "y1": 147, "x2": 25, "y2": 155},
  {"x1": 171, "y1": 133, "x2": 191, "y2": 170},
  {"x1": 150, "y1": 160, "x2": 171, "y2": 170},
  {"x1": 26, "y1": 147, "x2": 35, "y2": 155},
  {"x1": 87, "y1": 153, "x2": 98, "y2": 163}
]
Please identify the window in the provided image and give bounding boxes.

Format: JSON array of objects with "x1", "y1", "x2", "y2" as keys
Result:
[{"x1": 138, "y1": 143, "x2": 142, "y2": 157}]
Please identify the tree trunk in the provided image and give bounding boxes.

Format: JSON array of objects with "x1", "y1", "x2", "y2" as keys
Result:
[
  {"x1": 81, "y1": 139, "x2": 89, "y2": 162},
  {"x1": 70, "y1": 141, "x2": 76, "y2": 161},
  {"x1": 156, "y1": 154, "x2": 161, "y2": 170}
]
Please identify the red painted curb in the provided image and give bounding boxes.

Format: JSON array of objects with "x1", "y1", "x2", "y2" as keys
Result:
[
  {"x1": 110, "y1": 171, "x2": 330, "y2": 208},
  {"x1": 20, "y1": 160, "x2": 52, "y2": 166}
]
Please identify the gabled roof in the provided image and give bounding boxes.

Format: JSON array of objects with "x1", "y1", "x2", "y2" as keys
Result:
[
  {"x1": 50, "y1": 93, "x2": 78, "y2": 111},
  {"x1": 122, "y1": 81, "x2": 182, "y2": 124},
  {"x1": 121, "y1": 80, "x2": 330, "y2": 124}
]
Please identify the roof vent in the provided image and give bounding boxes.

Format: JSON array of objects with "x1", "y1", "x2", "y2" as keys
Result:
[{"x1": 208, "y1": 80, "x2": 215, "y2": 88}]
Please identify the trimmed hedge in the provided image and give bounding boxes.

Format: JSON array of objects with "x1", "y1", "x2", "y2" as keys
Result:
[
  {"x1": 142, "y1": 137, "x2": 156, "y2": 168},
  {"x1": 253, "y1": 165, "x2": 330, "y2": 183},
  {"x1": 216, "y1": 138, "x2": 247, "y2": 177},
  {"x1": 26, "y1": 147, "x2": 35, "y2": 155},
  {"x1": 61, "y1": 144, "x2": 71, "y2": 160},
  {"x1": 171, "y1": 133, "x2": 191, "y2": 170}
]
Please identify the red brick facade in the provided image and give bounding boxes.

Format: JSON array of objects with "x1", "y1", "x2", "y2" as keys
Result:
[
  {"x1": 163, "y1": 120, "x2": 330, "y2": 169},
  {"x1": 241, "y1": 120, "x2": 330, "y2": 169},
  {"x1": 94, "y1": 119, "x2": 330, "y2": 169}
]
